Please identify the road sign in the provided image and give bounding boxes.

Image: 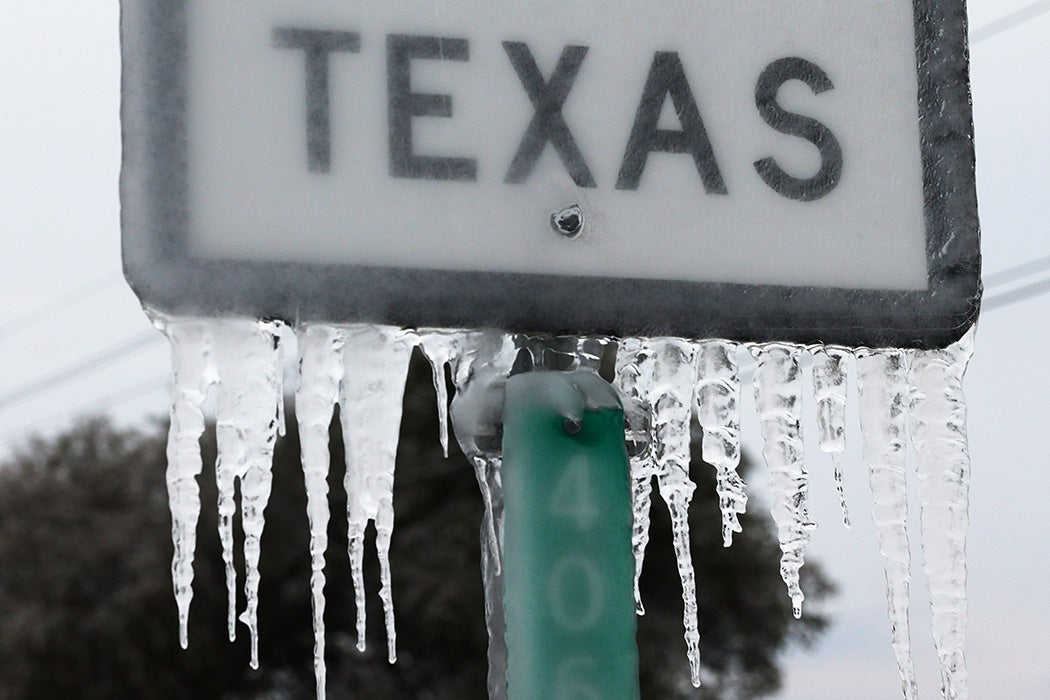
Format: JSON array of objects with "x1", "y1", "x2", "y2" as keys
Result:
[
  {"x1": 121, "y1": 0, "x2": 980, "y2": 348},
  {"x1": 502, "y1": 371, "x2": 638, "y2": 699}
]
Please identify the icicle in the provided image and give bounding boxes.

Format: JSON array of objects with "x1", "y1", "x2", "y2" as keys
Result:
[
  {"x1": 650, "y1": 340, "x2": 702, "y2": 688},
  {"x1": 295, "y1": 325, "x2": 346, "y2": 700},
  {"x1": 471, "y1": 455, "x2": 502, "y2": 575},
  {"x1": 751, "y1": 343, "x2": 814, "y2": 619},
  {"x1": 160, "y1": 319, "x2": 216, "y2": 650},
  {"x1": 212, "y1": 320, "x2": 284, "y2": 670},
  {"x1": 811, "y1": 346, "x2": 852, "y2": 527},
  {"x1": 340, "y1": 325, "x2": 416, "y2": 664},
  {"x1": 443, "y1": 330, "x2": 518, "y2": 699},
  {"x1": 909, "y1": 328, "x2": 975, "y2": 700},
  {"x1": 695, "y1": 340, "x2": 746, "y2": 547},
  {"x1": 857, "y1": 349, "x2": 918, "y2": 700},
  {"x1": 615, "y1": 338, "x2": 702, "y2": 688},
  {"x1": 478, "y1": 454, "x2": 508, "y2": 700},
  {"x1": 614, "y1": 338, "x2": 655, "y2": 615},
  {"x1": 213, "y1": 345, "x2": 240, "y2": 645},
  {"x1": 447, "y1": 330, "x2": 520, "y2": 574},
  {"x1": 418, "y1": 331, "x2": 459, "y2": 458},
  {"x1": 627, "y1": 465, "x2": 654, "y2": 615},
  {"x1": 481, "y1": 505, "x2": 508, "y2": 700},
  {"x1": 660, "y1": 465, "x2": 701, "y2": 687}
]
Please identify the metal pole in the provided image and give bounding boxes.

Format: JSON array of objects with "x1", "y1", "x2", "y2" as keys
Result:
[{"x1": 501, "y1": 370, "x2": 639, "y2": 700}]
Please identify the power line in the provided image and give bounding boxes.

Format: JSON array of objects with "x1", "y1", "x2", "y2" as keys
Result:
[
  {"x1": 971, "y1": 0, "x2": 1050, "y2": 44},
  {"x1": 0, "y1": 330, "x2": 162, "y2": 412},
  {"x1": 0, "y1": 375, "x2": 170, "y2": 447},
  {"x1": 982, "y1": 275, "x2": 1050, "y2": 311},
  {"x1": 982, "y1": 253, "x2": 1050, "y2": 287},
  {"x1": 83, "y1": 374, "x2": 170, "y2": 411},
  {"x1": 0, "y1": 271, "x2": 123, "y2": 341}
]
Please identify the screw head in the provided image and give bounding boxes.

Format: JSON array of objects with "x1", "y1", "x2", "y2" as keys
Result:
[{"x1": 550, "y1": 204, "x2": 584, "y2": 238}]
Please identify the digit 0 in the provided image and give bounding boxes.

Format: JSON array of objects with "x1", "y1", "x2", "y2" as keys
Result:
[{"x1": 548, "y1": 555, "x2": 605, "y2": 631}]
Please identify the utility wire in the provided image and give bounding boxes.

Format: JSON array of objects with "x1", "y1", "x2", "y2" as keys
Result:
[
  {"x1": 982, "y1": 275, "x2": 1050, "y2": 311},
  {"x1": 0, "y1": 271, "x2": 123, "y2": 341},
  {"x1": 0, "y1": 375, "x2": 170, "y2": 447},
  {"x1": 982, "y1": 253, "x2": 1050, "y2": 287},
  {"x1": 971, "y1": 0, "x2": 1050, "y2": 44},
  {"x1": 0, "y1": 330, "x2": 162, "y2": 412},
  {"x1": 979, "y1": 254, "x2": 1050, "y2": 309},
  {"x1": 79, "y1": 374, "x2": 170, "y2": 411}
]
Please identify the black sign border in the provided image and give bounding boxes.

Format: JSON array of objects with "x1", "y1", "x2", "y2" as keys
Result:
[{"x1": 121, "y1": 0, "x2": 980, "y2": 349}]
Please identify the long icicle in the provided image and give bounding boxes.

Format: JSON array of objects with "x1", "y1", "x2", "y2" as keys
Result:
[
  {"x1": 650, "y1": 340, "x2": 702, "y2": 688},
  {"x1": 296, "y1": 325, "x2": 346, "y2": 700},
  {"x1": 160, "y1": 319, "x2": 216, "y2": 650},
  {"x1": 214, "y1": 348, "x2": 241, "y2": 644},
  {"x1": 811, "y1": 346, "x2": 853, "y2": 528},
  {"x1": 444, "y1": 330, "x2": 519, "y2": 700},
  {"x1": 909, "y1": 328, "x2": 975, "y2": 700},
  {"x1": 752, "y1": 343, "x2": 814, "y2": 618},
  {"x1": 340, "y1": 325, "x2": 416, "y2": 663},
  {"x1": 614, "y1": 338, "x2": 655, "y2": 615},
  {"x1": 616, "y1": 338, "x2": 703, "y2": 687},
  {"x1": 213, "y1": 320, "x2": 284, "y2": 670},
  {"x1": 421, "y1": 330, "x2": 504, "y2": 569},
  {"x1": 695, "y1": 340, "x2": 747, "y2": 547},
  {"x1": 857, "y1": 349, "x2": 918, "y2": 700}
]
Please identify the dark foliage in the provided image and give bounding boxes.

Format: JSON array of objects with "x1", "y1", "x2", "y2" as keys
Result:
[{"x1": 0, "y1": 351, "x2": 832, "y2": 699}]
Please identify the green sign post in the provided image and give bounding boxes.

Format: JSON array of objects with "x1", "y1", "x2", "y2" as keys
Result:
[{"x1": 502, "y1": 371, "x2": 639, "y2": 700}]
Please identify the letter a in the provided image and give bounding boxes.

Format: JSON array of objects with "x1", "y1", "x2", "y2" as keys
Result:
[{"x1": 616, "y1": 52, "x2": 726, "y2": 193}]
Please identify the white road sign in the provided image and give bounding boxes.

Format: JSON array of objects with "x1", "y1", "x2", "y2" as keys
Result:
[{"x1": 121, "y1": 0, "x2": 980, "y2": 348}]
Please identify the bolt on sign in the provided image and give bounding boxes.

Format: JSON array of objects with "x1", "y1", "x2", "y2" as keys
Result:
[{"x1": 121, "y1": 0, "x2": 980, "y2": 349}]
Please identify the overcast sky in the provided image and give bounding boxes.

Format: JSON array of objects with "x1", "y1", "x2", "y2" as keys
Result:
[{"x1": 1, "y1": 2, "x2": 1048, "y2": 699}]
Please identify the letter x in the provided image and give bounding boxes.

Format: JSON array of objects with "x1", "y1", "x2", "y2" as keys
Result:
[{"x1": 503, "y1": 42, "x2": 596, "y2": 187}]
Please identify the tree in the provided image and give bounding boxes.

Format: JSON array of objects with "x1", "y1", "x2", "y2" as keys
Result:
[{"x1": 0, "y1": 352, "x2": 832, "y2": 699}]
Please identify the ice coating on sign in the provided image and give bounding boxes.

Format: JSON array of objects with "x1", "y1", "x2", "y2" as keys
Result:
[
  {"x1": 442, "y1": 331, "x2": 520, "y2": 573},
  {"x1": 811, "y1": 346, "x2": 852, "y2": 527},
  {"x1": 909, "y1": 328, "x2": 975, "y2": 700},
  {"x1": 857, "y1": 349, "x2": 918, "y2": 700},
  {"x1": 751, "y1": 343, "x2": 814, "y2": 619},
  {"x1": 160, "y1": 319, "x2": 216, "y2": 650},
  {"x1": 340, "y1": 325, "x2": 416, "y2": 664},
  {"x1": 614, "y1": 338, "x2": 702, "y2": 688},
  {"x1": 295, "y1": 325, "x2": 346, "y2": 700},
  {"x1": 439, "y1": 330, "x2": 519, "y2": 700},
  {"x1": 420, "y1": 330, "x2": 507, "y2": 576},
  {"x1": 152, "y1": 313, "x2": 977, "y2": 700},
  {"x1": 695, "y1": 340, "x2": 747, "y2": 547}
]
